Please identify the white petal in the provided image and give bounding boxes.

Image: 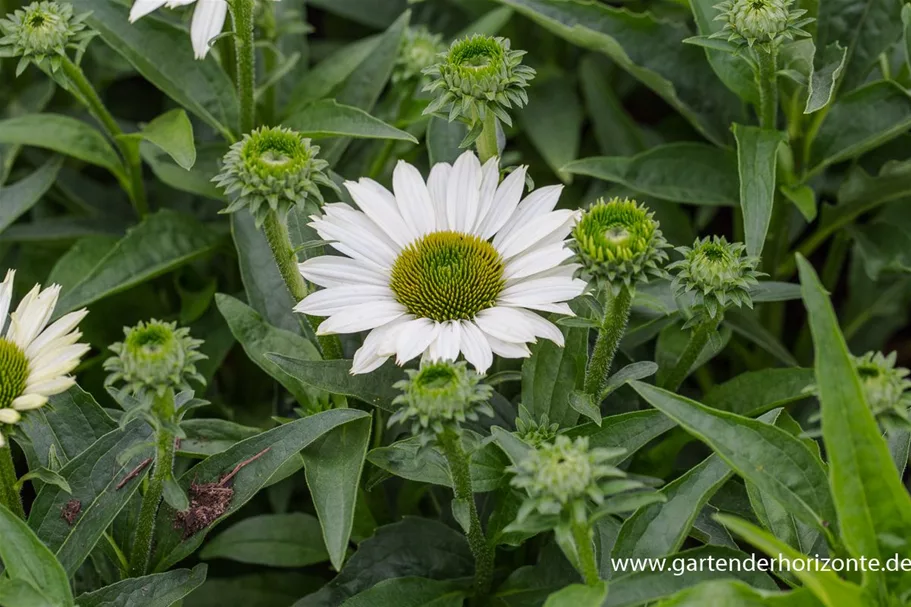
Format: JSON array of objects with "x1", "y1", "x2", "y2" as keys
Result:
[
  {"x1": 0, "y1": 409, "x2": 20, "y2": 424},
  {"x1": 486, "y1": 334, "x2": 532, "y2": 359},
  {"x1": 0, "y1": 269, "x2": 15, "y2": 336},
  {"x1": 477, "y1": 165, "x2": 527, "y2": 240},
  {"x1": 190, "y1": 0, "x2": 227, "y2": 59},
  {"x1": 494, "y1": 184, "x2": 564, "y2": 245},
  {"x1": 472, "y1": 156, "x2": 501, "y2": 234},
  {"x1": 315, "y1": 301, "x2": 407, "y2": 335},
  {"x1": 25, "y1": 309, "x2": 87, "y2": 359},
  {"x1": 512, "y1": 308, "x2": 565, "y2": 346},
  {"x1": 8, "y1": 284, "x2": 59, "y2": 350},
  {"x1": 12, "y1": 393, "x2": 48, "y2": 411},
  {"x1": 311, "y1": 204, "x2": 399, "y2": 268},
  {"x1": 129, "y1": 0, "x2": 169, "y2": 21},
  {"x1": 503, "y1": 243, "x2": 575, "y2": 281},
  {"x1": 27, "y1": 344, "x2": 89, "y2": 385},
  {"x1": 22, "y1": 376, "x2": 74, "y2": 398},
  {"x1": 346, "y1": 179, "x2": 416, "y2": 248},
  {"x1": 298, "y1": 256, "x2": 389, "y2": 289},
  {"x1": 474, "y1": 307, "x2": 538, "y2": 344},
  {"x1": 500, "y1": 276, "x2": 588, "y2": 307},
  {"x1": 295, "y1": 285, "x2": 394, "y2": 316},
  {"x1": 495, "y1": 210, "x2": 578, "y2": 260},
  {"x1": 394, "y1": 318, "x2": 441, "y2": 365},
  {"x1": 459, "y1": 321, "x2": 493, "y2": 373},
  {"x1": 525, "y1": 302, "x2": 574, "y2": 315},
  {"x1": 446, "y1": 151, "x2": 482, "y2": 234},
  {"x1": 427, "y1": 163, "x2": 452, "y2": 230},
  {"x1": 392, "y1": 161, "x2": 436, "y2": 238},
  {"x1": 427, "y1": 320, "x2": 461, "y2": 362},
  {"x1": 350, "y1": 316, "x2": 411, "y2": 374}
]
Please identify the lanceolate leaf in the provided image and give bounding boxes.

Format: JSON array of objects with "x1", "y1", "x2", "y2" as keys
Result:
[
  {"x1": 268, "y1": 355, "x2": 404, "y2": 411},
  {"x1": 805, "y1": 43, "x2": 848, "y2": 114},
  {"x1": 200, "y1": 514, "x2": 329, "y2": 567},
  {"x1": 75, "y1": 564, "x2": 208, "y2": 607},
  {"x1": 702, "y1": 368, "x2": 815, "y2": 416},
  {"x1": 798, "y1": 255, "x2": 911, "y2": 596},
  {"x1": 0, "y1": 504, "x2": 73, "y2": 607},
  {"x1": 0, "y1": 158, "x2": 61, "y2": 234},
  {"x1": 630, "y1": 382, "x2": 837, "y2": 535},
  {"x1": 567, "y1": 410, "x2": 677, "y2": 458},
  {"x1": 285, "y1": 100, "x2": 417, "y2": 142},
  {"x1": 522, "y1": 317, "x2": 588, "y2": 427},
  {"x1": 733, "y1": 124, "x2": 785, "y2": 258}
]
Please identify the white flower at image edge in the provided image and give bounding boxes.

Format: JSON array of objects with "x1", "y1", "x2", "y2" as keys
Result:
[
  {"x1": 129, "y1": 0, "x2": 227, "y2": 60},
  {"x1": 0, "y1": 271, "x2": 88, "y2": 447},
  {"x1": 295, "y1": 151, "x2": 587, "y2": 375}
]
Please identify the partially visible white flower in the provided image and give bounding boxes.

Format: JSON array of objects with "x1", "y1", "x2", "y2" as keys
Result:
[
  {"x1": 295, "y1": 150, "x2": 587, "y2": 375},
  {"x1": 129, "y1": 0, "x2": 226, "y2": 60},
  {"x1": 0, "y1": 270, "x2": 89, "y2": 447}
]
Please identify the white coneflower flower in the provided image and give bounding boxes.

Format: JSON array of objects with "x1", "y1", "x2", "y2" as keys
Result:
[
  {"x1": 128, "y1": 0, "x2": 227, "y2": 60},
  {"x1": 0, "y1": 270, "x2": 88, "y2": 446},
  {"x1": 295, "y1": 150, "x2": 587, "y2": 375}
]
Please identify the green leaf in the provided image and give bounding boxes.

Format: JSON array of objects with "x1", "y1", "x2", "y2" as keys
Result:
[
  {"x1": 564, "y1": 145, "x2": 739, "y2": 207},
  {"x1": 140, "y1": 109, "x2": 196, "y2": 170},
  {"x1": 804, "y1": 43, "x2": 848, "y2": 114},
  {"x1": 307, "y1": 0, "x2": 407, "y2": 29},
  {"x1": 494, "y1": 0, "x2": 743, "y2": 145},
  {"x1": 568, "y1": 390, "x2": 601, "y2": 426},
  {"x1": 688, "y1": 0, "x2": 758, "y2": 103},
  {"x1": 543, "y1": 581, "x2": 608, "y2": 607},
  {"x1": 611, "y1": 454, "x2": 732, "y2": 565},
  {"x1": 0, "y1": 114, "x2": 124, "y2": 179},
  {"x1": 578, "y1": 55, "x2": 646, "y2": 157},
  {"x1": 522, "y1": 318, "x2": 588, "y2": 427},
  {"x1": 200, "y1": 513, "x2": 328, "y2": 567},
  {"x1": 71, "y1": 0, "x2": 238, "y2": 139},
  {"x1": 809, "y1": 81, "x2": 911, "y2": 175},
  {"x1": 0, "y1": 158, "x2": 61, "y2": 234},
  {"x1": 0, "y1": 504, "x2": 73, "y2": 607},
  {"x1": 815, "y1": 0, "x2": 904, "y2": 92},
  {"x1": 339, "y1": 577, "x2": 468, "y2": 607},
  {"x1": 267, "y1": 355, "x2": 404, "y2": 411},
  {"x1": 179, "y1": 419, "x2": 260, "y2": 458},
  {"x1": 150, "y1": 409, "x2": 370, "y2": 572},
  {"x1": 733, "y1": 125, "x2": 785, "y2": 258},
  {"x1": 54, "y1": 209, "x2": 223, "y2": 316},
  {"x1": 797, "y1": 255, "x2": 911, "y2": 595},
  {"x1": 702, "y1": 368, "x2": 815, "y2": 416},
  {"x1": 426, "y1": 117, "x2": 468, "y2": 166},
  {"x1": 717, "y1": 515, "x2": 866, "y2": 607},
  {"x1": 215, "y1": 293, "x2": 324, "y2": 406},
  {"x1": 0, "y1": 579, "x2": 55, "y2": 607},
  {"x1": 652, "y1": 580, "x2": 811, "y2": 607},
  {"x1": 46, "y1": 235, "x2": 119, "y2": 292},
  {"x1": 781, "y1": 184, "x2": 817, "y2": 222},
  {"x1": 187, "y1": 572, "x2": 322, "y2": 607},
  {"x1": 655, "y1": 322, "x2": 731, "y2": 387},
  {"x1": 285, "y1": 100, "x2": 417, "y2": 143},
  {"x1": 852, "y1": 222, "x2": 911, "y2": 279},
  {"x1": 904, "y1": 5, "x2": 911, "y2": 75},
  {"x1": 723, "y1": 308, "x2": 798, "y2": 367},
  {"x1": 301, "y1": 413, "x2": 372, "y2": 570},
  {"x1": 630, "y1": 381, "x2": 837, "y2": 534},
  {"x1": 568, "y1": 410, "x2": 677, "y2": 459},
  {"x1": 163, "y1": 474, "x2": 190, "y2": 511},
  {"x1": 521, "y1": 75, "x2": 582, "y2": 183},
  {"x1": 15, "y1": 467, "x2": 71, "y2": 494},
  {"x1": 285, "y1": 37, "x2": 380, "y2": 114},
  {"x1": 75, "y1": 564, "x2": 207, "y2": 607},
  {"x1": 27, "y1": 421, "x2": 154, "y2": 576},
  {"x1": 142, "y1": 140, "x2": 224, "y2": 200}
]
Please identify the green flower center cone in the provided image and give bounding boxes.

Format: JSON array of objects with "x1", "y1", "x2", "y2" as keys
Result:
[{"x1": 0, "y1": 338, "x2": 28, "y2": 410}]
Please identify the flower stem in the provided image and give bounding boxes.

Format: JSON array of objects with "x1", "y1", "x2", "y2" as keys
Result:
[
  {"x1": 755, "y1": 46, "x2": 778, "y2": 130},
  {"x1": 128, "y1": 391, "x2": 176, "y2": 577},
  {"x1": 572, "y1": 522, "x2": 600, "y2": 585},
  {"x1": 661, "y1": 315, "x2": 723, "y2": 393},
  {"x1": 438, "y1": 429, "x2": 494, "y2": 598},
  {"x1": 475, "y1": 112, "x2": 499, "y2": 163},
  {"x1": 0, "y1": 443, "x2": 25, "y2": 519},
  {"x1": 230, "y1": 0, "x2": 257, "y2": 134},
  {"x1": 262, "y1": 210, "x2": 343, "y2": 360},
  {"x1": 60, "y1": 56, "x2": 148, "y2": 217},
  {"x1": 583, "y1": 287, "x2": 633, "y2": 400}
]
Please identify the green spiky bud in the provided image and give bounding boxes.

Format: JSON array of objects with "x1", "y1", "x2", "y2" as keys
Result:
[
  {"x1": 668, "y1": 236, "x2": 764, "y2": 321},
  {"x1": 213, "y1": 126, "x2": 337, "y2": 228},
  {"x1": 571, "y1": 197, "x2": 670, "y2": 294},
  {"x1": 853, "y1": 351, "x2": 911, "y2": 431},
  {"x1": 422, "y1": 35, "x2": 535, "y2": 134},
  {"x1": 104, "y1": 320, "x2": 206, "y2": 398},
  {"x1": 390, "y1": 360, "x2": 493, "y2": 444},
  {"x1": 515, "y1": 409, "x2": 559, "y2": 448},
  {"x1": 0, "y1": 1, "x2": 92, "y2": 76},
  {"x1": 394, "y1": 26, "x2": 445, "y2": 85},
  {"x1": 712, "y1": 0, "x2": 811, "y2": 47}
]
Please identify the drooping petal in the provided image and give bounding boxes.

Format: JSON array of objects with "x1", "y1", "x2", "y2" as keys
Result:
[
  {"x1": 446, "y1": 151, "x2": 481, "y2": 234},
  {"x1": 393, "y1": 318, "x2": 442, "y2": 365},
  {"x1": 129, "y1": 0, "x2": 170, "y2": 22},
  {"x1": 459, "y1": 320, "x2": 493, "y2": 373},
  {"x1": 190, "y1": 0, "x2": 227, "y2": 60},
  {"x1": 351, "y1": 316, "x2": 411, "y2": 374},
  {"x1": 485, "y1": 334, "x2": 532, "y2": 359},
  {"x1": 511, "y1": 308, "x2": 565, "y2": 346},
  {"x1": 298, "y1": 256, "x2": 388, "y2": 289},
  {"x1": 426, "y1": 320, "x2": 461, "y2": 362},
  {"x1": 392, "y1": 161, "x2": 436, "y2": 238},
  {"x1": 474, "y1": 306, "x2": 539, "y2": 344}
]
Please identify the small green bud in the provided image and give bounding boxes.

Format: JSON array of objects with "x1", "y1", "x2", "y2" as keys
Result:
[
  {"x1": 515, "y1": 409, "x2": 559, "y2": 448},
  {"x1": 853, "y1": 351, "x2": 911, "y2": 430},
  {"x1": 104, "y1": 319, "x2": 206, "y2": 398},
  {"x1": 571, "y1": 197, "x2": 669, "y2": 294},
  {"x1": 389, "y1": 360, "x2": 493, "y2": 444},
  {"x1": 394, "y1": 26, "x2": 445, "y2": 85},
  {"x1": 213, "y1": 126, "x2": 337, "y2": 228},
  {"x1": 668, "y1": 236, "x2": 764, "y2": 321},
  {"x1": 0, "y1": 1, "x2": 92, "y2": 75},
  {"x1": 713, "y1": 0, "x2": 811, "y2": 47},
  {"x1": 422, "y1": 35, "x2": 535, "y2": 136}
]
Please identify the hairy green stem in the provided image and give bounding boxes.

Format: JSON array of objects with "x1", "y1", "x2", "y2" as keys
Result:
[
  {"x1": 662, "y1": 315, "x2": 723, "y2": 393},
  {"x1": 572, "y1": 522, "x2": 600, "y2": 585},
  {"x1": 756, "y1": 46, "x2": 778, "y2": 130},
  {"x1": 61, "y1": 56, "x2": 148, "y2": 217},
  {"x1": 583, "y1": 287, "x2": 633, "y2": 400},
  {"x1": 439, "y1": 429, "x2": 494, "y2": 598},
  {"x1": 0, "y1": 443, "x2": 25, "y2": 519},
  {"x1": 475, "y1": 112, "x2": 499, "y2": 163},
  {"x1": 262, "y1": 210, "x2": 343, "y2": 359},
  {"x1": 128, "y1": 391, "x2": 177, "y2": 577},
  {"x1": 231, "y1": 0, "x2": 257, "y2": 133}
]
